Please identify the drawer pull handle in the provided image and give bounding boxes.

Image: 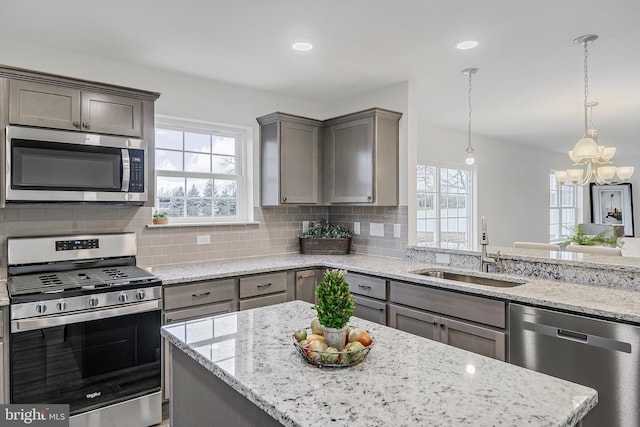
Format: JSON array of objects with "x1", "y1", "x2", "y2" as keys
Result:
[
  {"x1": 256, "y1": 283, "x2": 272, "y2": 289},
  {"x1": 358, "y1": 284, "x2": 372, "y2": 289},
  {"x1": 192, "y1": 292, "x2": 211, "y2": 298}
]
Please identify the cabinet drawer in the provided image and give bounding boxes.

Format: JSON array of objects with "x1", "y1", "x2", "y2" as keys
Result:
[
  {"x1": 346, "y1": 273, "x2": 386, "y2": 300},
  {"x1": 239, "y1": 272, "x2": 287, "y2": 299},
  {"x1": 164, "y1": 279, "x2": 235, "y2": 310},
  {"x1": 353, "y1": 295, "x2": 387, "y2": 326},
  {"x1": 163, "y1": 301, "x2": 236, "y2": 324},
  {"x1": 390, "y1": 281, "x2": 505, "y2": 328},
  {"x1": 239, "y1": 293, "x2": 288, "y2": 311}
]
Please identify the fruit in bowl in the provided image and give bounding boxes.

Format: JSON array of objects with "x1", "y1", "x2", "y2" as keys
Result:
[{"x1": 292, "y1": 318, "x2": 374, "y2": 367}]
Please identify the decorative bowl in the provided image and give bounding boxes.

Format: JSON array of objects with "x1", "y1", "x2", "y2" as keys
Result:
[{"x1": 291, "y1": 328, "x2": 374, "y2": 368}]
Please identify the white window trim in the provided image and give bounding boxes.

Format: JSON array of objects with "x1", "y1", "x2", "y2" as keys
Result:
[
  {"x1": 153, "y1": 115, "x2": 254, "y2": 225},
  {"x1": 416, "y1": 159, "x2": 476, "y2": 250},
  {"x1": 549, "y1": 170, "x2": 581, "y2": 243}
]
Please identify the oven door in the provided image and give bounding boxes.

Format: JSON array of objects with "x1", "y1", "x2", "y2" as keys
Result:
[
  {"x1": 10, "y1": 302, "x2": 161, "y2": 417},
  {"x1": 5, "y1": 126, "x2": 147, "y2": 204}
]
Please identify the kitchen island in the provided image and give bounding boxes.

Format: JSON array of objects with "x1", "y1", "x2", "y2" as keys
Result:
[{"x1": 162, "y1": 300, "x2": 597, "y2": 427}]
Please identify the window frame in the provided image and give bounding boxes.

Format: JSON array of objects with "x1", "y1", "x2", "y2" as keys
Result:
[
  {"x1": 154, "y1": 115, "x2": 253, "y2": 224},
  {"x1": 549, "y1": 170, "x2": 579, "y2": 243},
  {"x1": 416, "y1": 161, "x2": 475, "y2": 250}
]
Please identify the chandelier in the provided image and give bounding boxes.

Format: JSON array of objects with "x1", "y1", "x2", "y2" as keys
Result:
[
  {"x1": 554, "y1": 34, "x2": 634, "y2": 186},
  {"x1": 462, "y1": 67, "x2": 478, "y2": 165}
]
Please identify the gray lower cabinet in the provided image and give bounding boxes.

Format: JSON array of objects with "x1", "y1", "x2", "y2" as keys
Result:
[
  {"x1": 353, "y1": 295, "x2": 387, "y2": 326},
  {"x1": 388, "y1": 304, "x2": 506, "y2": 361},
  {"x1": 162, "y1": 279, "x2": 237, "y2": 400},
  {"x1": 238, "y1": 272, "x2": 289, "y2": 310},
  {"x1": 9, "y1": 79, "x2": 143, "y2": 137},
  {"x1": 323, "y1": 108, "x2": 402, "y2": 205},
  {"x1": 257, "y1": 112, "x2": 322, "y2": 205},
  {"x1": 346, "y1": 272, "x2": 388, "y2": 325},
  {"x1": 389, "y1": 281, "x2": 506, "y2": 361},
  {"x1": 295, "y1": 270, "x2": 324, "y2": 304}
]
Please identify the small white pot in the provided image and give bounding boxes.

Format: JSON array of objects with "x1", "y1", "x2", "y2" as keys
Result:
[{"x1": 322, "y1": 325, "x2": 348, "y2": 350}]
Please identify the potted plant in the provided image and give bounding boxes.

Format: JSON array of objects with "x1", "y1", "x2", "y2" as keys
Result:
[
  {"x1": 560, "y1": 224, "x2": 622, "y2": 248},
  {"x1": 299, "y1": 219, "x2": 352, "y2": 255},
  {"x1": 152, "y1": 211, "x2": 168, "y2": 225},
  {"x1": 313, "y1": 269, "x2": 355, "y2": 350}
]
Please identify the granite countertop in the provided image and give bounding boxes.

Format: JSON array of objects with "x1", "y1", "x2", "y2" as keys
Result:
[
  {"x1": 150, "y1": 253, "x2": 640, "y2": 324},
  {"x1": 162, "y1": 300, "x2": 597, "y2": 427}
]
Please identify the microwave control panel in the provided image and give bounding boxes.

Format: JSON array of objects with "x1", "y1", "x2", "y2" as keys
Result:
[{"x1": 128, "y1": 149, "x2": 145, "y2": 192}]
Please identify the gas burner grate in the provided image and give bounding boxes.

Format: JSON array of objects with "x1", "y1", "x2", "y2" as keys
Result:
[
  {"x1": 103, "y1": 268, "x2": 130, "y2": 279},
  {"x1": 39, "y1": 274, "x2": 63, "y2": 287}
]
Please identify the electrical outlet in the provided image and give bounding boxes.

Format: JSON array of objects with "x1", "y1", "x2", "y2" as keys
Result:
[
  {"x1": 302, "y1": 221, "x2": 310, "y2": 233},
  {"x1": 435, "y1": 253, "x2": 451, "y2": 264},
  {"x1": 370, "y1": 223, "x2": 384, "y2": 237},
  {"x1": 196, "y1": 235, "x2": 211, "y2": 245},
  {"x1": 394, "y1": 224, "x2": 401, "y2": 238},
  {"x1": 353, "y1": 222, "x2": 360, "y2": 235}
]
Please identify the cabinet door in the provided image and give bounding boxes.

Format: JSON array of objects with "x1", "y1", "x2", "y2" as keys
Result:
[
  {"x1": 295, "y1": 270, "x2": 318, "y2": 304},
  {"x1": 280, "y1": 121, "x2": 319, "y2": 204},
  {"x1": 388, "y1": 304, "x2": 439, "y2": 340},
  {"x1": 81, "y1": 91, "x2": 142, "y2": 137},
  {"x1": 9, "y1": 80, "x2": 81, "y2": 130},
  {"x1": 329, "y1": 117, "x2": 374, "y2": 203},
  {"x1": 353, "y1": 295, "x2": 387, "y2": 326},
  {"x1": 439, "y1": 316, "x2": 506, "y2": 361}
]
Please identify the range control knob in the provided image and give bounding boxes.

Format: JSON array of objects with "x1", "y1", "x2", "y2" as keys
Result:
[
  {"x1": 56, "y1": 301, "x2": 67, "y2": 311},
  {"x1": 119, "y1": 293, "x2": 129, "y2": 303},
  {"x1": 89, "y1": 297, "x2": 99, "y2": 307},
  {"x1": 35, "y1": 304, "x2": 47, "y2": 314},
  {"x1": 136, "y1": 290, "x2": 146, "y2": 300}
]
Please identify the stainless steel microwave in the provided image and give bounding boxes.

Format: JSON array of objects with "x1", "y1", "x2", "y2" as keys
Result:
[{"x1": 5, "y1": 126, "x2": 148, "y2": 204}]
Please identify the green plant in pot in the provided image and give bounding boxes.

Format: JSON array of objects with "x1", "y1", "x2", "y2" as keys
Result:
[
  {"x1": 152, "y1": 211, "x2": 168, "y2": 225},
  {"x1": 560, "y1": 224, "x2": 623, "y2": 248},
  {"x1": 299, "y1": 219, "x2": 353, "y2": 255},
  {"x1": 312, "y1": 269, "x2": 355, "y2": 350}
]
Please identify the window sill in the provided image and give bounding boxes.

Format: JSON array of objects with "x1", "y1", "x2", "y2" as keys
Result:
[{"x1": 146, "y1": 221, "x2": 261, "y2": 229}]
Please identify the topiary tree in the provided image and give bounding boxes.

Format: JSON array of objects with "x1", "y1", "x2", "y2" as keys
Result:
[{"x1": 313, "y1": 269, "x2": 355, "y2": 329}]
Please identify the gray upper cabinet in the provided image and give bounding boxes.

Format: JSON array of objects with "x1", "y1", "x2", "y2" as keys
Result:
[
  {"x1": 323, "y1": 108, "x2": 402, "y2": 205},
  {"x1": 258, "y1": 112, "x2": 323, "y2": 206},
  {"x1": 9, "y1": 80, "x2": 143, "y2": 137}
]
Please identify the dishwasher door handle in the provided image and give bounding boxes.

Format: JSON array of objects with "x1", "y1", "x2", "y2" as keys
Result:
[{"x1": 522, "y1": 320, "x2": 632, "y2": 353}]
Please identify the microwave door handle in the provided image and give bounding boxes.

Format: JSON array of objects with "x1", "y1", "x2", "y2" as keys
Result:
[{"x1": 121, "y1": 149, "x2": 130, "y2": 191}]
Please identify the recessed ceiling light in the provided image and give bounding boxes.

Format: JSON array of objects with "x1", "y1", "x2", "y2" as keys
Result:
[
  {"x1": 456, "y1": 40, "x2": 479, "y2": 50},
  {"x1": 292, "y1": 41, "x2": 313, "y2": 52}
]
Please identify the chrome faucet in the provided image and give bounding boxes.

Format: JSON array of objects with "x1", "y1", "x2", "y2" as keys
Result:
[{"x1": 480, "y1": 216, "x2": 497, "y2": 272}]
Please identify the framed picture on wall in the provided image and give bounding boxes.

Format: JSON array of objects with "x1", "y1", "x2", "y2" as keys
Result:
[{"x1": 590, "y1": 183, "x2": 634, "y2": 236}]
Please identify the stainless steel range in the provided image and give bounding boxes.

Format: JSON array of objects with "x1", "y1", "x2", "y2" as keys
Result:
[{"x1": 7, "y1": 233, "x2": 162, "y2": 427}]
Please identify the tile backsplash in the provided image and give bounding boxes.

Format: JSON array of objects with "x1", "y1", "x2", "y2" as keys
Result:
[{"x1": 0, "y1": 204, "x2": 408, "y2": 278}]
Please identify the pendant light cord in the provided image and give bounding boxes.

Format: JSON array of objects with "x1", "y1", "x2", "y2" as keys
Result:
[
  {"x1": 467, "y1": 71, "x2": 473, "y2": 153},
  {"x1": 583, "y1": 41, "x2": 589, "y2": 135}
]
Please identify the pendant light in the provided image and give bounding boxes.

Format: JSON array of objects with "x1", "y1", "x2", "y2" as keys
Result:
[
  {"x1": 462, "y1": 68, "x2": 478, "y2": 165},
  {"x1": 554, "y1": 35, "x2": 634, "y2": 186}
]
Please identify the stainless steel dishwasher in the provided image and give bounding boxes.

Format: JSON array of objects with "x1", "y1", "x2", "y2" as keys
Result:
[{"x1": 509, "y1": 303, "x2": 639, "y2": 427}]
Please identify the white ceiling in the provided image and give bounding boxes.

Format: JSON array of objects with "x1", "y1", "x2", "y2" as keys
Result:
[{"x1": 1, "y1": 0, "x2": 639, "y2": 156}]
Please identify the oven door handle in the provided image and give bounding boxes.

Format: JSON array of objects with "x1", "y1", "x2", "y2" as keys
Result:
[{"x1": 11, "y1": 300, "x2": 161, "y2": 333}]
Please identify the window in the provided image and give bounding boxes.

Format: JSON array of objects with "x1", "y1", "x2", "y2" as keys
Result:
[
  {"x1": 154, "y1": 116, "x2": 252, "y2": 223},
  {"x1": 549, "y1": 171, "x2": 578, "y2": 242},
  {"x1": 416, "y1": 163, "x2": 474, "y2": 249}
]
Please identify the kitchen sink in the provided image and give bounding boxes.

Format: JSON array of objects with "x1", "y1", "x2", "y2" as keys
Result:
[{"x1": 411, "y1": 269, "x2": 526, "y2": 288}]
